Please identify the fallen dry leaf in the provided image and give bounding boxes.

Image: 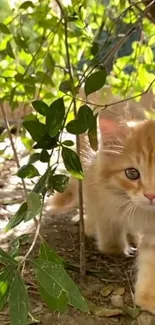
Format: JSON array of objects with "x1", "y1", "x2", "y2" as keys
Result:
[
  {"x1": 125, "y1": 306, "x2": 141, "y2": 319},
  {"x1": 93, "y1": 307, "x2": 123, "y2": 317},
  {"x1": 100, "y1": 285, "x2": 114, "y2": 297},
  {"x1": 113, "y1": 287, "x2": 125, "y2": 295},
  {"x1": 88, "y1": 301, "x2": 123, "y2": 317}
]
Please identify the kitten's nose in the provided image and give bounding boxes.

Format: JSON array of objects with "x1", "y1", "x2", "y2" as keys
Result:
[{"x1": 144, "y1": 193, "x2": 155, "y2": 201}]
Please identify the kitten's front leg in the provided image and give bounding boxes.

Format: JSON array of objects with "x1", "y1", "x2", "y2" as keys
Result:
[
  {"x1": 135, "y1": 242, "x2": 155, "y2": 314},
  {"x1": 95, "y1": 220, "x2": 130, "y2": 255}
]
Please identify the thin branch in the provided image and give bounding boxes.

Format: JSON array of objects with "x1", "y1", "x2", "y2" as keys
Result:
[
  {"x1": 66, "y1": 77, "x2": 155, "y2": 110},
  {"x1": 20, "y1": 201, "x2": 44, "y2": 275},
  {"x1": 0, "y1": 103, "x2": 27, "y2": 200},
  {"x1": 56, "y1": 0, "x2": 86, "y2": 279}
]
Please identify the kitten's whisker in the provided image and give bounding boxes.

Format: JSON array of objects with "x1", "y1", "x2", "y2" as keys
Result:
[
  {"x1": 120, "y1": 203, "x2": 134, "y2": 223},
  {"x1": 102, "y1": 150, "x2": 122, "y2": 155}
]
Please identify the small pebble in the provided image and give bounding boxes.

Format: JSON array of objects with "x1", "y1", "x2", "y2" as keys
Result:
[
  {"x1": 138, "y1": 312, "x2": 155, "y2": 325},
  {"x1": 111, "y1": 294, "x2": 124, "y2": 308},
  {"x1": 131, "y1": 321, "x2": 138, "y2": 325}
]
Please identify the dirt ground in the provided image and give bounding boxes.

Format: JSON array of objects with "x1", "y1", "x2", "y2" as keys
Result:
[{"x1": 0, "y1": 138, "x2": 155, "y2": 325}]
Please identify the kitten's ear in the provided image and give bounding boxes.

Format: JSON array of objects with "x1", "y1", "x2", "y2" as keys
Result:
[{"x1": 98, "y1": 116, "x2": 128, "y2": 144}]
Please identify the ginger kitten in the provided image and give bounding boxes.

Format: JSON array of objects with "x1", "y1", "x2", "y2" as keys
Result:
[{"x1": 51, "y1": 114, "x2": 155, "y2": 314}]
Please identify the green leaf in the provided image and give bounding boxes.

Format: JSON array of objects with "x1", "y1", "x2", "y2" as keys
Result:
[
  {"x1": 0, "y1": 265, "x2": 14, "y2": 311},
  {"x1": 33, "y1": 259, "x2": 88, "y2": 312},
  {"x1": 48, "y1": 174, "x2": 69, "y2": 193},
  {"x1": 25, "y1": 84, "x2": 35, "y2": 97},
  {"x1": 66, "y1": 105, "x2": 94, "y2": 135},
  {"x1": 19, "y1": 1, "x2": 34, "y2": 9},
  {"x1": 5, "y1": 202, "x2": 28, "y2": 232},
  {"x1": 23, "y1": 120, "x2": 46, "y2": 142},
  {"x1": 9, "y1": 88, "x2": 16, "y2": 106},
  {"x1": 32, "y1": 100, "x2": 48, "y2": 116},
  {"x1": 25, "y1": 192, "x2": 42, "y2": 222},
  {"x1": 17, "y1": 164, "x2": 40, "y2": 179},
  {"x1": 59, "y1": 80, "x2": 72, "y2": 94},
  {"x1": 66, "y1": 120, "x2": 85, "y2": 135},
  {"x1": 14, "y1": 34, "x2": 28, "y2": 51},
  {"x1": 32, "y1": 171, "x2": 48, "y2": 194},
  {"x1": 0, "y1": 23, "x2": 10, "y2": 34},
  {"x1": 88, "y1": 114, "x2": 98, "y2": 151},
  {"x1": 24, "y1": 113, "x2": 37, "y2": 122},
  {"x1": 144, "y1": 46, "x2": 153, "y2": 64},
  {"x1": 126, "y1": 306, "x2": 141, "y2": 319},
  {"x1": 45, "y1": 53, "x2": 55, "y2": 73},
  {"x1": 78, "y1": 105, "x2": 94, "y2": 129},
  {"x1": 9, "y1": 271, "x2": 29, "y2": 325},
  {"x1": 62, "y1": 147, "x2": 83, "y2": 180},
  {"x1": 33, "y1": 134, "x2": 58, "y2": 150},
  {"x1": 40, "y1": 150, "x2": 50, "y2": 163},
  {"x1": 62, "y1": 140, "x2": 74, "y2": 147},
  {"x1": 15, "y1": 73, "x2": 24, "y2": 83},
  {"x1": 91, "y1": 41, "x2": 99, "y2": 56},
  {"x1": 84, "y1": 69, "x2": 107, "y2": 96},
  {"x1": 6, "y1": 42, "x2": 15, "y2": 59},
  {"x1": 9, "y1": 238, "x2": 20, "y2": 258},
  {"x1": 0, "y1": 248, "x2": 17, "y2": 265},
  {"x1": 46, "y1": 98, "x2": 65, "y2": 137},
  {"x1": 39, "y1": 242, "x2": 64, "y2": 265},
  {"x1": 38, "y1": 282, "x2": 68, "y2": 313},
  {"x1": 28, "y1": 153, "x2": 40, "y2": 164},
  {"x1": 36, "y1": 71, "x2": 54, "y2": 86}
]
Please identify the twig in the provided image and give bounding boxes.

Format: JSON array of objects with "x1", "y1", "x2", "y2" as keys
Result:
[
  {"x1": 64, "y1": 15, "x2": 86, "y2": 281},
  {"x1": 68, "y1": 77, "x2": 155, "y2": 110},
  {"x1": 20, "y1": 205, "x2": 43, "y2": 275},
  {"x1": 56, "y1": 0, "x2": 86, "y2": 280},
  {"x1": 0, "y1": 103, "x2": 27, "y2": 200},
  {"x1": 65, "y1": 262, "x2": 121, "y2": 281}
]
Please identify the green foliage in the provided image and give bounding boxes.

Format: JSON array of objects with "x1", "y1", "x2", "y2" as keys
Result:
[
  {"x1": 26, "y1": 192, "x2": 42, "y2": 221},
  {"x1": 23, "y1": 121, "x2": 47, "y2": 142},
  {"x1": 1, "y1": 0, "x2": 155, "y2": 322},
  {"x1": 84, "y1": 69, "x2": 107, "y2": 96},
  {"x1": 5, "y1": 202, "x2": 28, "y2": 232},
  {"x1": 33, "y1": 242, "x2": 88, "y2": 313},
  {"x1": 48, "y1": 174, "x2": 69, "y2": 193},
  {"x1": 9, "y1": 271, "x2": 30, "y2": 325},
  {"x1": 0, "y1": 248, "x2": 17, "y2": 266},
  {"x1": 62, "y1": 147, "x2": 84, "y2": 180},
  {"x1": 0, "y1": 243, "x2": 88, "y2": 323},
  {"x1": 32, "y1": 100, "x2": 48, "y2": 116},
  {"x1": 0, "y1": 265, "x2": 14, "y2": 311},
  {"x1": 66, "y1": 105, "x2": 94, "y2": 134},
  {"x1": 46, "y1": 98, "x2": 65, "y2": 137},
  {"x1": 17, "y1": 164, "x2": 40, "y2": 178}
]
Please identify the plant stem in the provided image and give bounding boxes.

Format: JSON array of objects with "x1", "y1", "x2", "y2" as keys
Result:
[
  {"x1": 56, "y1": 0, "x2": 86, "y2": 279},
  {"x1": 21, "y1": 199, "x2": 44, "y2": 275},
  {"x1": 0, "y1": 103, "x2": 27, "y2": 200}
]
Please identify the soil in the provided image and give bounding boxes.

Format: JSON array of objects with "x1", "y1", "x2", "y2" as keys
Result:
[{"x1": 0, "y1": 137, "x2": 154, "y2": 325}]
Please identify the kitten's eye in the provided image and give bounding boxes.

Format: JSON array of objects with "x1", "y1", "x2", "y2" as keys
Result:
[{"x1": 125, "y1": 168, "x2": 140, "y2": 180}]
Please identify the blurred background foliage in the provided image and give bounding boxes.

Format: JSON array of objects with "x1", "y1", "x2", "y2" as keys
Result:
[{"x1": 0, "y1": 0, "x2": 155, "y2": 109}]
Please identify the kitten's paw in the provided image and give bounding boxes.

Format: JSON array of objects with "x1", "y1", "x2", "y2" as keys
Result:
[
  {"x1": 135, "y1": 289, "x2": 155, "y2": 315},
  {"x1": 124, "y1": 245, "x2": 137, "y2": 257}
]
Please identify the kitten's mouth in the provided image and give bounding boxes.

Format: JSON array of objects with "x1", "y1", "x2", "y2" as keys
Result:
[{"x1": 137, "y1": 202, "x2": 155, "y2": 211}]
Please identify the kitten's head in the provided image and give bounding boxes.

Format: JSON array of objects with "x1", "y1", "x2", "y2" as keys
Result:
[{"x1": 99, "y1": 115, "x2": 155, "y2": 211}]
